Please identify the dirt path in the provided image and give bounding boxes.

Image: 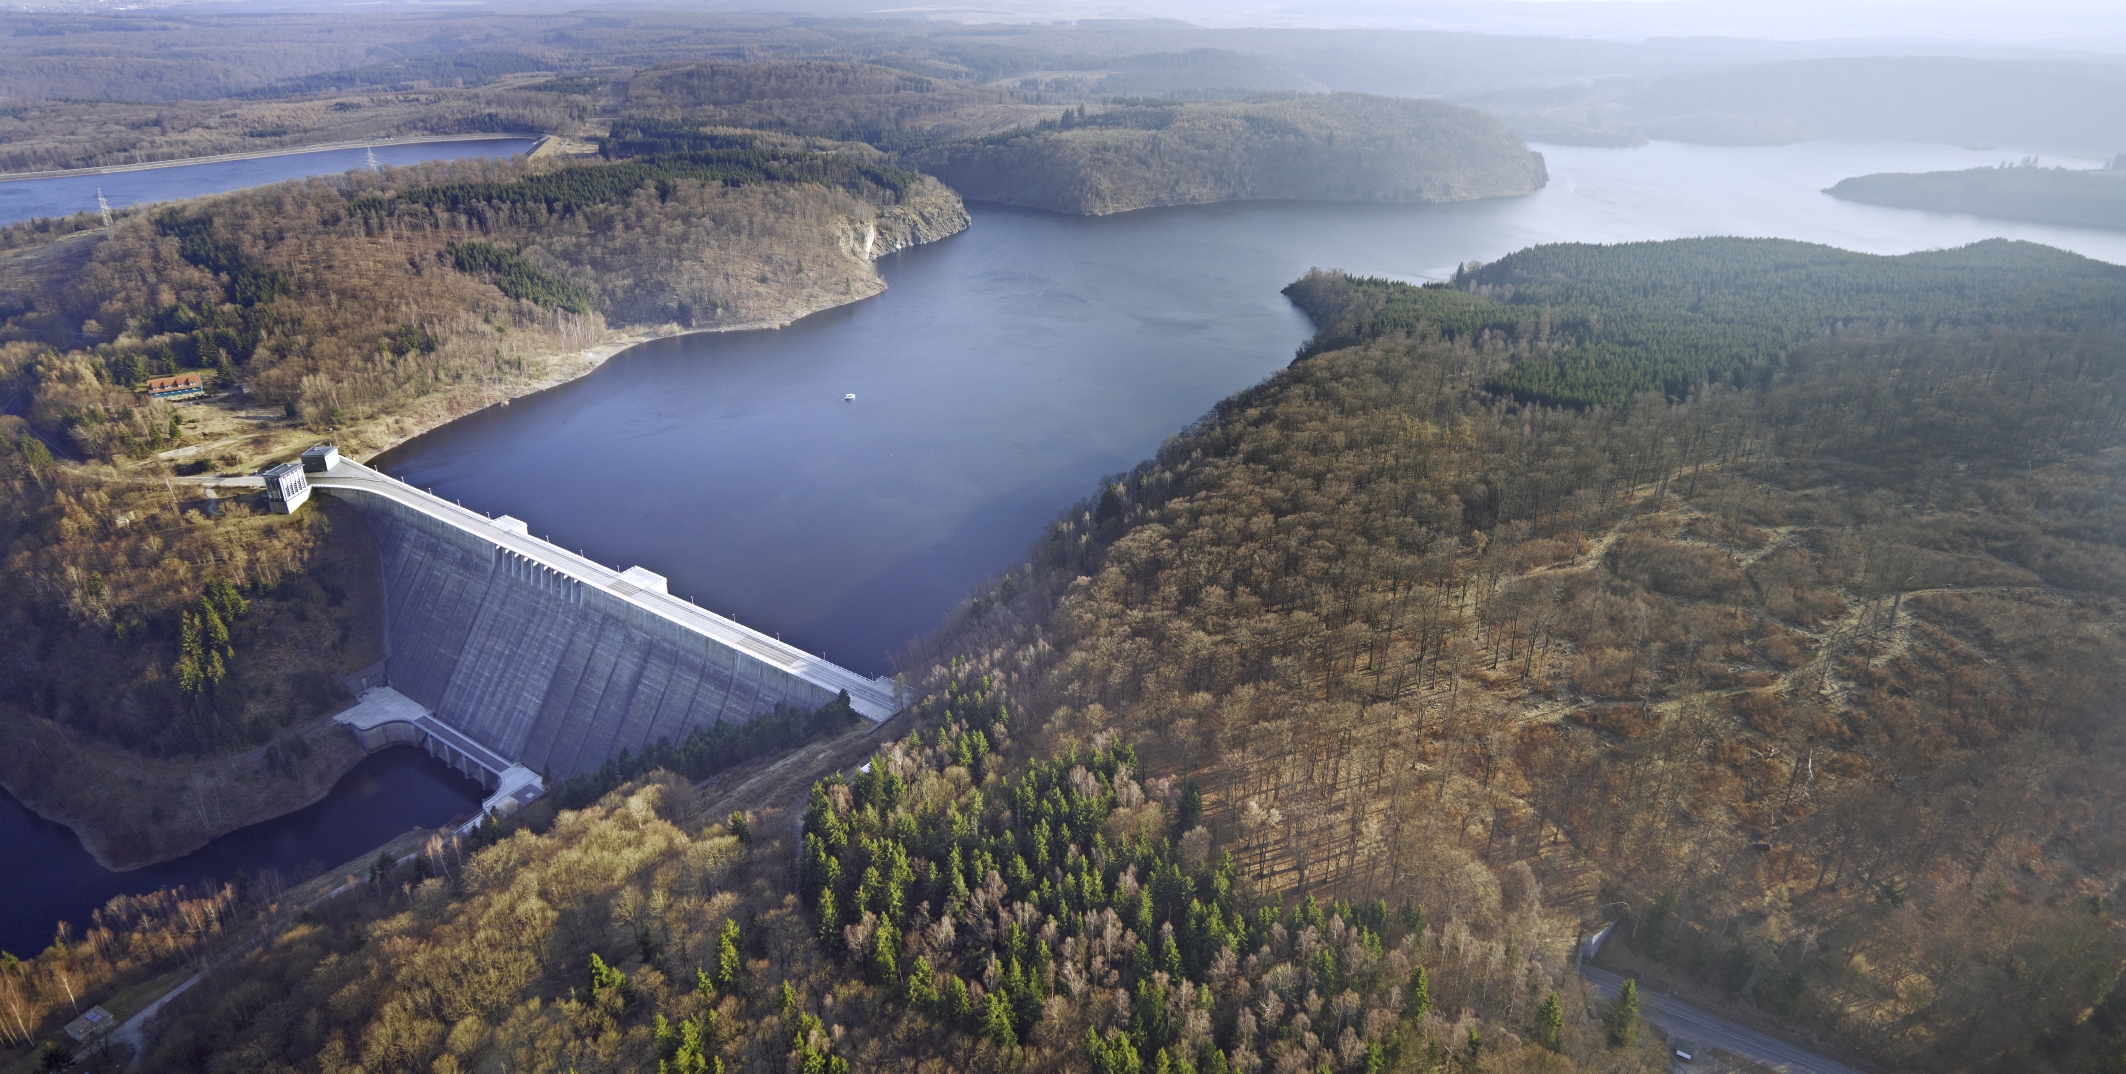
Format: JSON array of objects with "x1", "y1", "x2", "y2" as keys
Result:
[{"x1": 696, "y1": 708, "x2": 921, "y2": 847}]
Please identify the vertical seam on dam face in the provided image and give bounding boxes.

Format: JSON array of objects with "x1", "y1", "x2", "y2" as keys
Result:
[{"x1": 311, "y1": 460, "x2": 901, "y2": 781}]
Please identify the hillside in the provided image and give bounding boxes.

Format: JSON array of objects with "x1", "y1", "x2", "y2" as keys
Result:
[
  {"x1": 1, "y1": 142, "x2": 965, "y2": 464},
  {"x1": 1826, "y1": 164, "x2": 2126, "y2": 230},
  {"x1": 906, "y1": 94, "x2": 1548, "y2": 216},
  {"x1": 1620, "y1": 57, "x2": 2126, "y2": 150},
  {"x1": 618, "y1": 61, "x2": 1028, "y2": 148},
  {"x1": 49, "y1": 236, "x2": 2123, "y2": 1074},
  {"x1": 0, "y1": 143, "x2": 965, "y2": 868},
  {"x1": 1286, "y1": 237, "x2": 2126, "y2": 407},
  {"x1": 0, "y1": 80, "x2": 591, "y2": 175}
]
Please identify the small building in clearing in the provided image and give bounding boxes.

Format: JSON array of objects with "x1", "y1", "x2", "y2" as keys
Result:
[
  {"x1": 262, "y1": 461, "x2": 310, "y2": 514},
  {"x1": 143, "y1": 372, "x2": 205, "y2": 400},
  {"x1": 64, "y1": 1004, "x2": 115, "y2": 1043}
]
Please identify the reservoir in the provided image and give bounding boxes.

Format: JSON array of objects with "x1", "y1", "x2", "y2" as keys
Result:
[
  {"x1": 10, "y1": 137, "x2": 2125, "y2": 956},
  {"x1": 376, "y1": 138, "x2": 2126, "y2": 676},
  {"x1": 0, "y1": 136, "x2": 538, "y2": 225}
]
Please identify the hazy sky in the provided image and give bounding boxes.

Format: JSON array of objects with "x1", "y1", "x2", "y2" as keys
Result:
[{"x1": 881, "y1": 0, "x2": 2126, "y2": 50}]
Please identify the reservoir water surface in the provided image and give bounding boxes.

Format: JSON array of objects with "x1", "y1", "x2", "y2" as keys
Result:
[
  {"x1": 10, "y1": 137, "x2": 2124, "y2": 956},
  {"x1": 0, "y1": 136, "x2": 538, "y2": 226}
]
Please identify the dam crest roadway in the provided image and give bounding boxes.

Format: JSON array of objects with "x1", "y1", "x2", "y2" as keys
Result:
[{"x1": 201, "y1": 452, "x2": 905, "y2": 824}]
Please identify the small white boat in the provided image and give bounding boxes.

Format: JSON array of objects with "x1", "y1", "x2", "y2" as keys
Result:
[{"x1": 844, "y1": 393, "x2": 857, "y2": 401}]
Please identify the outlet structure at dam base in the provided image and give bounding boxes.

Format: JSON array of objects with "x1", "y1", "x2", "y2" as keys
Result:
[{"x1": 290, "y1": 456, "x2": 903, "y2": 823}]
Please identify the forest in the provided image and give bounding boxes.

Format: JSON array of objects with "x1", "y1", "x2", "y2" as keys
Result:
[
  {"x1": 1287, "y1": 237, "x2": 2126, "y2": 407},
  {"x1": 1827, "y1": 164, "x2": 2126, "y2": 231},
  {"x1": 905, "y1": 94, "x2": 1549, "y2": 216},
  {"x1": 0, "y1": 142, "x2": 964, "y2": 871},
  {"x1": 7, "y1": 234, "x2": 2111, "y2": 1074},
  {"x1": 0, "y1": 142, "x2": 963, "y2": 463},
  {"x1": 0, "y1": 373, "x2": 386, "y2": 867}
]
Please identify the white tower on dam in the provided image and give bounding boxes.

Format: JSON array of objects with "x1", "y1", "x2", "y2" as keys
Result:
[{"x1": 291, "y1": 453, "x2": 902, "y2": 808}]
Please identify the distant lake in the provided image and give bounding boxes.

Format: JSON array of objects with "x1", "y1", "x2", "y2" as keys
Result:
[
  {"x1": 0, "y1": 136, "x2": 537, "y2": 226},
  {"x1": 15, "y1": 136, "x2": 2126, "y2": 955}
]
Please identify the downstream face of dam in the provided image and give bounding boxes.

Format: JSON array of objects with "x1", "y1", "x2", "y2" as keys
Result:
[{"x1": 310, "y1": 460, "x2": 900, "y2": 785}]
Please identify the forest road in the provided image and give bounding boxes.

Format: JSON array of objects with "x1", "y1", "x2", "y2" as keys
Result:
[{"x1": 1578, "y1": 965, "x2": 1869, "y2": 1074}]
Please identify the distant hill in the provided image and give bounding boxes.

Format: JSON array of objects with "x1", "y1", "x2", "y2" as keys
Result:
[
  {"x1": 1623, "y1": 57, "x2": 2126, "y2": 150},
  {"x1": 619, "y1": 61, "x2": 1012, "y2": 148},
  {"x1": 1826, "y1": 165, "x2": 2126, "y2": 230},
  {"x1": 1085, "y1": 48, "x2": 1321, "y2": 99},
  {"x1": 906, "y1": 93, "x2": 1548, "y2": 215}
]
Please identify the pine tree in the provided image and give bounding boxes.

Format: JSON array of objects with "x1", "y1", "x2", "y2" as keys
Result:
[
  {"x1": 816, "y1": 880, "x2": 844, "y2": 943},
  {"x1": 871, "y1": 919, "x2": 900, "y2": 986},
  {"x1": 587, "y1": 952, "x2": 626, "y2": 998},
  {"x1": 198, "y1": 597, "x2": 229, "y2": 654},
  {"x1": 983, "y1": 990, "x2": 1016, "y2": 1048},
  {"x1": 1604, "y1": 979, "x2": 1640, "y2": 1048},
  {"x1": 907, "y1": 955, "x2": 937, "y2": 1012},
  {"x1": 1536, "y1": 991, "x2": 1564, "y2": 1052},
  {"x1": 715, "y1": 919, "x2": 742, "y2": 989},
  {"x1": 1408, "y1": 965, "x2": 1432, "y2": 1019}
]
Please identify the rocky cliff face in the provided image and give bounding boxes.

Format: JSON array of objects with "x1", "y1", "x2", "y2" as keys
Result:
[
  {"x1": 908, "y1": 93, "x2": 1547, "y2": 216},
  {"x1": 852, "y1": 175, "x2": 971, "y2": 259}
]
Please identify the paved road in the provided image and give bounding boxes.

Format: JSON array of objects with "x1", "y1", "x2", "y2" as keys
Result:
[{"x1": 1578, "y1": 964, "x2": 1868, "y2": 1074}]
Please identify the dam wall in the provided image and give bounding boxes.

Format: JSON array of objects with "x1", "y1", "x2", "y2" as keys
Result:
[{"x1": 310, "y1": 460, "x2": 900, "y2": 782}]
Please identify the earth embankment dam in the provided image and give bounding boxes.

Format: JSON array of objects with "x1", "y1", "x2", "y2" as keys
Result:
[{"x1": 296, "y1": 459, "x2": 902, "y2": 792}]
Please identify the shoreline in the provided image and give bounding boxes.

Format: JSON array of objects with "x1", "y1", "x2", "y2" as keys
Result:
[
  {"x1": 345, "y1": 314, "x2": 856, "y2": 467},
  {"x1": 0, "y1": 710, "x2": 370, "y2": 873},
  {"x1": 35, "y1": 202, "x2": 969, "y2": 870},
  {"x1": 0, "y1": 132, "x2": 547, "y2": 184}
]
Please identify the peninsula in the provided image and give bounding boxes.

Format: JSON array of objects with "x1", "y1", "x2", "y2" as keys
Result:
[
  {"x1": 1825, "y1": 163, "x2": 2126, "y2": 230},
  {"x1": 906, "y1": 93, "x2": 1549, "y2": 215}
]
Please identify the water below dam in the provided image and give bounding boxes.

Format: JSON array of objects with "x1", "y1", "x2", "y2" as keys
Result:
[
  {"x1": 0, "y1": 750, "x2": 484, "y2": 955},
  {"x1": 10, "y1": 137, "x2": 2126, "y2": 956}
]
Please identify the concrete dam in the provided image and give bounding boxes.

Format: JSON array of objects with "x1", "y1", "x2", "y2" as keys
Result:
[{"x1": 266, "y1": 454, "x2": 902, "y2": 815}]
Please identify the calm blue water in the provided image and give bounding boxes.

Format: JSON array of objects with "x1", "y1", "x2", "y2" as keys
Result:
[
  {"x1": 376, "y1": 139, "x2": 2126, "y2": 679},
  {"x1": 0, "y1": 136, "x2": 537, "y2": 226},
  {"x1": 14, "y1": 135, "x2": 2126, "y2": 955},
  {"x1": 1, "y1": 749, "x2": 483, "y2": 956}
]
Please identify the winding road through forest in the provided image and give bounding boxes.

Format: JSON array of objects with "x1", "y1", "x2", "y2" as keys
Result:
[{"x1": 1578, "y1": 964, "x2": 1869, "y2": 1074}]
